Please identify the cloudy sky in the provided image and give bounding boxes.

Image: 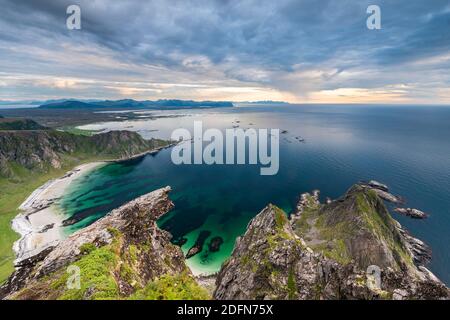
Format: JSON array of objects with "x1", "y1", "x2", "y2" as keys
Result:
[{"x1": 0, "y1": 0, "x2": 449, "y2": 103}]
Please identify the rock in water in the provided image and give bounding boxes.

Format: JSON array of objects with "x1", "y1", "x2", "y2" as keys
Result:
[
  {"x1": 368, "y1": 180, "x2": 389, "y2": 192},
  {"x1": 186, "y1": 231, "x2": 211, "y2": 259},
  {"x1": 394, "y1": 208, "x2": 428, "y2": 219},
  {"x1": 360, "y1": 182, "x2": 403, "y2": 204},
  {"x1": 214, "y1": 185, "x2": 449, "y2": 300}
]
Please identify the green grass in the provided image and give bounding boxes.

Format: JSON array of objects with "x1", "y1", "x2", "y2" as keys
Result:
[
  {"x1": 129, "y1": 273, "x2": 210, "y2": 300},
  {"x1": 55, "y1": 245, "x2": 119, "y2": 300},
  {"x1": 273, "y1": 205, "x2": 289, "y2": 229},
  {"x1": 287, "y1": 268, "x2": 297, "y2": 300},
  {"x1": 10, "y1": 227, "x2": 208, "y2": 300}
]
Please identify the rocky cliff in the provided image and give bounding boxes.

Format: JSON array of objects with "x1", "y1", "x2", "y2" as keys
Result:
[
  {"x1": 2, "y1": 183, "x2": 448, "y2": 300},
  {"x1": 214, "y1": 185, "x2": 449, "y2": 300},
  {"x1": 0, "y1": 129, "x2": 168, "y2": 178},
  {"x1": 1, "y1": 187, "x2": 208, "y2": 300}
]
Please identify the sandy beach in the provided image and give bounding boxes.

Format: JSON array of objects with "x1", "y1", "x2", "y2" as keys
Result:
[{"x1": 12, "y1": 162, "x2": 105, "y2": 264}]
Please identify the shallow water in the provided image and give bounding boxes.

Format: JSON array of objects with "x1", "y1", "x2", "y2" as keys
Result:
[{"x1": 62, "y1": 104, "x2": 450, "y2": 283}]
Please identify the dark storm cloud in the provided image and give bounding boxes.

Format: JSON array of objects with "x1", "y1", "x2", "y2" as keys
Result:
[{"x1": 0, "y1": 0, "x2": 449, "y2": 102}]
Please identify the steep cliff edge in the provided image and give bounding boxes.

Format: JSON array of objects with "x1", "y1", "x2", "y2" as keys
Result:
[
  {"x1": 2, "y1": 183, "x2": 448, "y2": 300},
  {"x1": 1, "y1": 187, "x2": 208, "y2": 300},
  {"x1": 214, "y1": 185, "x2": 449, "y2": 300}
]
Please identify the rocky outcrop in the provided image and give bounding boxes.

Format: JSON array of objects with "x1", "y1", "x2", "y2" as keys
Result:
[
  {"x1": 2, "y1": 183, "x2": 448, "y2": 300},
  {"x1": 367, "y1": 180, "x2": 389, "y2": 192},
  {"x1": 186, "y1": 231, "x2": 211, "y2": 259},
  {"x1": 394, "y1": 208, "x2": 428, "y2": 219},
  {"x1": 214, "y1": 185, "x2": 449, "y2": 300},
  {"x1": 1, "y1": 187, "x2": 189, "y2": 300},
  {"x1": 359, "y1": 181, "x2": 404, "y2": 204}
]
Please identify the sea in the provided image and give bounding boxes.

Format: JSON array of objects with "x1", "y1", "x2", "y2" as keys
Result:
[{"x1": 58, "y1": 104, "x2": 450, "y2": 284}]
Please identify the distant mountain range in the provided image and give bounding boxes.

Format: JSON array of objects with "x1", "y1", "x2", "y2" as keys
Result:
[
  {"x1": 237, "y1": 100, "x2": 291, "y2": 105},
  {"x1": 0, "y1": 99, "x2": 102, "y2": 106},
  {"x1": 38, "y1": 99, "x2": 234, "y2": 110},
  {"x1": 0, "y1": 99, "x2": 294, "y2": 110}
]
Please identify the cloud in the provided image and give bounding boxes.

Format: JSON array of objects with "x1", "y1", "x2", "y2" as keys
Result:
[{"x1": 0, "y1": 0, "x2": 449, "y2": 103}]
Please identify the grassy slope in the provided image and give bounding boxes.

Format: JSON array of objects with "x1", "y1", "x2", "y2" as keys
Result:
[{"x1": 11, "y1": 228, "x2": 210, "y2": 300}]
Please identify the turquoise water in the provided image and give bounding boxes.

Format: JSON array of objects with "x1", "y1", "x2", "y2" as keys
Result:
[{"x1": 61, "y1": 105, "x2": 450, "y2": 283}]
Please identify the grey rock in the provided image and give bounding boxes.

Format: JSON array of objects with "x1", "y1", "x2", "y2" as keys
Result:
[
  {"x1": 214, "y1": 185, "x2": 449, "y2": 300},
  {"x1": 394, "y1": 208, "x2": 428, "y2": 219}
]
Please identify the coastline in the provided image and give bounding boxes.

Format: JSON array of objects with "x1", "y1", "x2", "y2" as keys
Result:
[
  {"x1": 12, "y1": 162, "x2": 105, "y2": 264},
  {"x1": 10, "y1": 142, "x2": 177, "y2": 267}
]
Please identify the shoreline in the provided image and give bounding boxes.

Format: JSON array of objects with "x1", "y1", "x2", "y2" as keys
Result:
[
  {"x1": 11, "y1": 142, "x2": 177, "y2": 266},
  {"x1": 12, "y1": 162, "x2": 105, "y2": 264}
]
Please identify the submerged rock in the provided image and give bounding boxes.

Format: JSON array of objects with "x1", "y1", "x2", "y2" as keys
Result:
[
  {"x1": 61, "y1": 217, "x2": 81, "y2": 227},
  {"x1": 208, "y1": 237, "x2": 224, "y2": 252}
]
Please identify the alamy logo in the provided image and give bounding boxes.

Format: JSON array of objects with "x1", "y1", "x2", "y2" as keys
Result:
[
  {"x1": 171, "y1": 121, "x2": 279, "y2": 175},
  {"x1": 66, "y1": 5, "x2": 81, "y2": 30},
  {"x1": 366, "y1": 5, "x2": 381, "y2": 30},
  {"x1": 366, "y1": 265, "x2": 381, "y2": 290},
  {"x1": 66, "y1": 265, "x2": 81, "y2": 289}
]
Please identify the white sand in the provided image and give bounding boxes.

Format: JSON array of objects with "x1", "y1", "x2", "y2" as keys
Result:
[{"x1": 12, "y1": 162, "x2": 105, "y2": 264}]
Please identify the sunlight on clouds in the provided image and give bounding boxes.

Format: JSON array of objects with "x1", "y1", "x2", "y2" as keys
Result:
[{"x1": 308, "y1": 87, "x2": 411, "y2": 103}]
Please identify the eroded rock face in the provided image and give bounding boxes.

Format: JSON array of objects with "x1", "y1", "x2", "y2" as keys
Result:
[
  {"x1": 214, "y1": 186, "x2": 449, "y2": 300},
  {"x1": 39, "y1": 187, "x2": 180, "y2": 277},
  {"x1": 1, "y1": 187, "x2": 187, "y2": 299}
]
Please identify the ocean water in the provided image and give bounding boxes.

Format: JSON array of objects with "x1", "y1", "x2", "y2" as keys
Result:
[{"x1": 60, "y1": 105, "x2": 450, "y2": 284}]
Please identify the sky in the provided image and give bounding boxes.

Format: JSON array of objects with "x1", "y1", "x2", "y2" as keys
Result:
[{"x1": 0, "y1": 0, "x2": 449, "y2": 104}]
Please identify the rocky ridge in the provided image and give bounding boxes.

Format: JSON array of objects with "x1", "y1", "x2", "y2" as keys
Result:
[
  {"x1": 1, "y1": 187, "x2": 206, "y2": 300},
  {"x1": 214, "y1": 184, "x2": 449, "y2": 300},
  {"x1": 1, "y1": 183, "x2": 448, "y2": 300}
]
